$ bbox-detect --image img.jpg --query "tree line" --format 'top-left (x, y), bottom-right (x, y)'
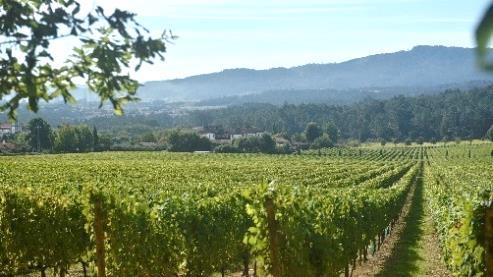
top-left (21, 118), bottom-right (110, 153)
top-left (184, 86), bottom-right (493, 143)
top-left (4, 86), bottom-right (493, 154)
top-left (13, 121), bottom-right (285, 154)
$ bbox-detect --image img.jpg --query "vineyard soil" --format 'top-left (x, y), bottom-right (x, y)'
top-left (374, 176), bottom-right (448, 276)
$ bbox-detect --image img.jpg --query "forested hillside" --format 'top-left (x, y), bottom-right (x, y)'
top-left (197, 81), bottom-right (491, 106)
top-left (133, 46), bottom-right (493, 102)
top-left (184, 86), bottom-right (493, 142)
top-left (18, 85), bottom-right (493, 144)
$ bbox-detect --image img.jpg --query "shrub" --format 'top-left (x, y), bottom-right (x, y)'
top-left (310, 134), bottom-right (334, 149)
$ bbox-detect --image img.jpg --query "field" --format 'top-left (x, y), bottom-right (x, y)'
top-left (0, 143), bottom-right (492, 276)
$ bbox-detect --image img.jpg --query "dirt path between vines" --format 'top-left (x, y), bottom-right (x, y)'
top-left (351, 173), bottom-right (449, 276)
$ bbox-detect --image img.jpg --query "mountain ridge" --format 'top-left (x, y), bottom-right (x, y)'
top-left (74, 45), bottom-right (493, 103)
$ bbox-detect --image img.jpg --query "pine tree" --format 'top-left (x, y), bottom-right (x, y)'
top-left (93, 126), bottom-right (99, 151)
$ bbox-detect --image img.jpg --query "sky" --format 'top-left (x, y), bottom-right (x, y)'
top-left (72, 0), bottom-right (492, 81)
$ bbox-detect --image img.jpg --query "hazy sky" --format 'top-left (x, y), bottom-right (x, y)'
top-left (76, 0), bottom-right (491, 81)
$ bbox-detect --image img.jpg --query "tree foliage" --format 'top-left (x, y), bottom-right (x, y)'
top-left (304, 122), bottom-right (322, 143)
top-left (310, 134), bottom-right (334, 149)
top-left (476, 4), bottom-right (493, 70)
top-left (185, 87), bottom-right (493, 143)
top-left (26, 117), bottom-right (53, 151)
top-left (166, 130), bottom-right (212, 152)
top-left (324, 122), bottom-right (339, 143)
top-left (140, 131), bottom-right (157, 143)
top-left (54, 124), bottom-right (94, 152)
top-left (233, 133), bottom-right (276, 154)
top-left (92, 126), bottom-right (99, 150)
top-left (0, 0), bottom-right (171, 119)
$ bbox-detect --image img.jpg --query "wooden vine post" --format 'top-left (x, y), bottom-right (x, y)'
top-left (264, 194), bottom-right (283, 277)
top-left (94, 196), bottom-right (106, 277)
top-left (485, 206), bottom-right (493, 276)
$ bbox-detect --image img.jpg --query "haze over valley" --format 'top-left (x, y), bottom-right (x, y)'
top-left (70, 45), bottom-right (493, 106)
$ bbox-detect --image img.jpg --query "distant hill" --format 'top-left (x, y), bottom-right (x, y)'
top-left (76, 45), bottom-right (493, 103)
top-left (197, 81), bottom-right (493, 106)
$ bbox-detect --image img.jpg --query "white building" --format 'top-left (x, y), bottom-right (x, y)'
top-left (200, 132), bottom-right (216, 140)
top-left (0, 123), bottom-right (19, 136)
top-left (231, 132), bottom-right (265, 140)
top-left (245, 132), bottom-right (264, 137)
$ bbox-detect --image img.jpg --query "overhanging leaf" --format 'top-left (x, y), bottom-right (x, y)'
top-left (476, 4), bottom-right (493, 70)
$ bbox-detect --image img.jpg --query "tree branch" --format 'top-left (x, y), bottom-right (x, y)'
top-left (0, 33), bottom-right (74, 46)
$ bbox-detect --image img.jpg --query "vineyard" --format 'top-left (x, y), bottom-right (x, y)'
top-left (0, 143), bottom-right (492, 276)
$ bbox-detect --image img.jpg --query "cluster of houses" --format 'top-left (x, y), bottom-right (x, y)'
top-left (0, 122), bottom-right (21, 136)
top-left (0, 122), bottom-right (21, 152)
top-left (194, 126), bottom-right (265, 143)
top-left (194, 126), bottom-right (296, 149)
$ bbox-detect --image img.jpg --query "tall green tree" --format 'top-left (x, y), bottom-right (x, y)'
top-left (167, 130), bottom-right (212, 152)
top-left (54, 125), bottom-right (78, 152)
top-left (311, 134), bottom-right (334, 149)
top-left (233, 134), bottom-right (276, 154)
top-left (0, 0), bottom-right (171, 119)
top-left (98, 133), bottom-right (112, 151)
top-left (26, 118), bottom-right (53, 151)
top-left (54, 124), bottom-right (94, 152)
top-left (76, 125), bottom-right (94, 152)
top-left (92, 126), bottom-right (99, 150)
top-left (324, 122), bottom-right (339, 143)
top-left (305, 122), bottom-right (322, 143)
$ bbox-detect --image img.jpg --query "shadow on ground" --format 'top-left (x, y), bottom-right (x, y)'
top-left (376, 177), bottom-right (425, 277)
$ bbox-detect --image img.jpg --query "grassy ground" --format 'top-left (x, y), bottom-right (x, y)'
top-left (375, 176), bottom-right (448, 277)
